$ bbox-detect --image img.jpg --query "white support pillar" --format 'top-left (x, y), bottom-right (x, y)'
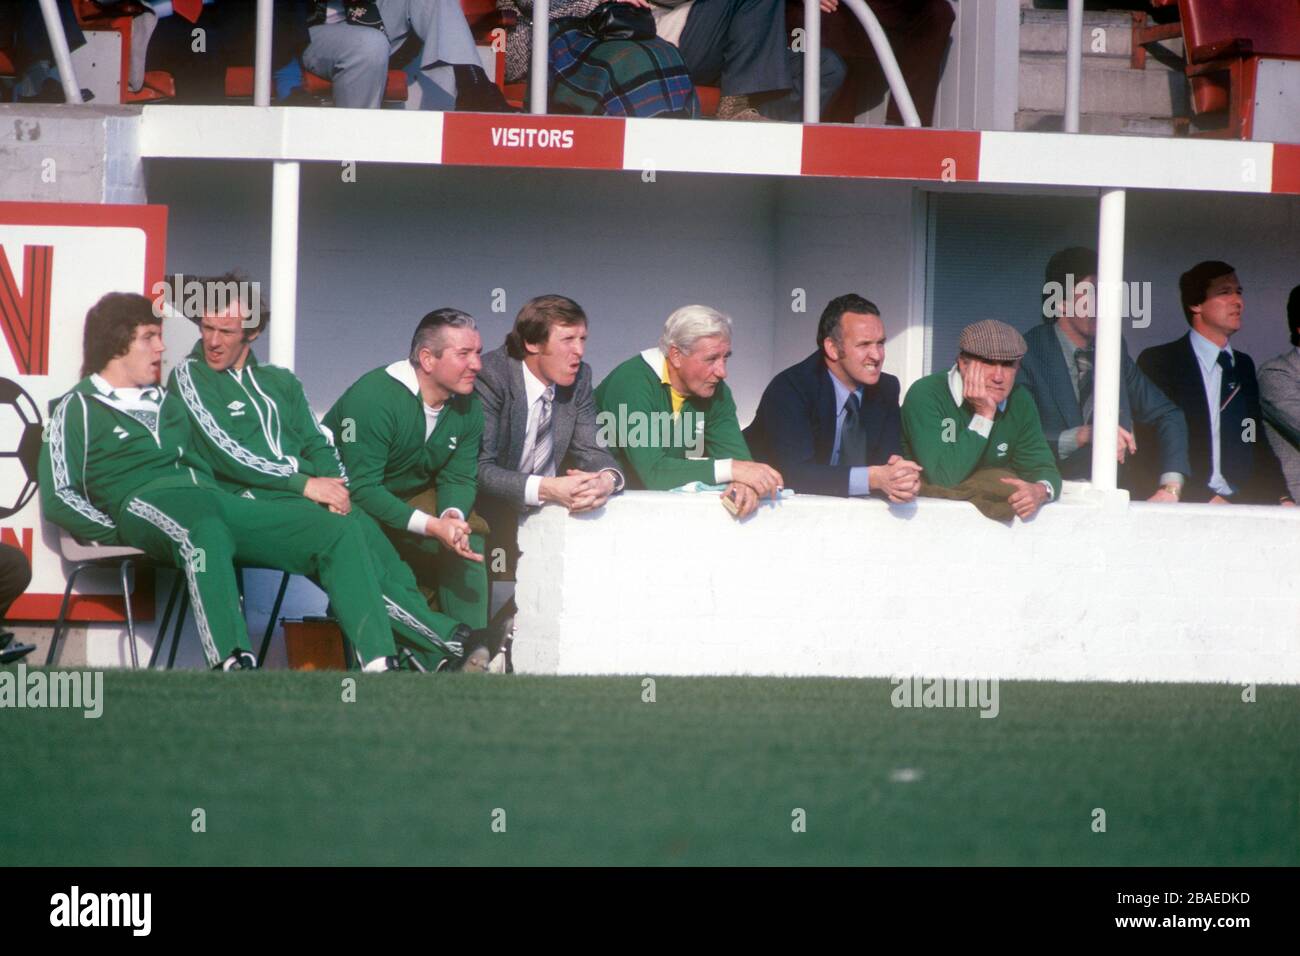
top-left (254, 0), bottom-right (274, 107)
top-left (37, 0), bottom-right (83, 104)
top-left (1064, 0), bottom-right (1083, 132)
top-left (1090, 188), bottom-right (1126, 491)
top-left (803, 2), bottom-right (821, 124)
top-left (269, 162), bottom-right (301, 370)
top-left (530, 0), bottom-right (550, 114)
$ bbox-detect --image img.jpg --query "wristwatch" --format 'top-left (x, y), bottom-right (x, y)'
top-left (1161, 483), bottom-right (1182, 501)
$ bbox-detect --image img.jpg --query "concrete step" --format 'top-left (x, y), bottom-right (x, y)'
top-left (1014, 109), bottom-right (1181, 136)
top-left (1020, 8), bottom-right (1136, 58)
top-left (1018, 51), bottom-right (1188, 116)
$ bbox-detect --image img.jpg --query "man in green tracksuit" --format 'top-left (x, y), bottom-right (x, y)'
top-left (323, 308), bottom-right (490, 645)
top-left (165, 284), bottom-right (472, 669)
top-left (901, 319), bottom-right (1061, 521)
top-left (593, 305), bottom-right (783, 519)
top-left (40, 292), bottom-right (421, 671)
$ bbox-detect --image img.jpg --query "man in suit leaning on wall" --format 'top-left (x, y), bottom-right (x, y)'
top-left (474, 294), bottom-right (625, 669)
top-left (1137, 261), bottom-right (1294, 506)
top-left (1258, 284), bottom-right (1300, 503)
top-left (1018, 247), bottom-right (1189, 501)
top-left (743, 293), bottom-right (920, 501)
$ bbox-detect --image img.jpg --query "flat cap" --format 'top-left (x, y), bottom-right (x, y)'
top-left (958, 320), bottom-right (1027, 362)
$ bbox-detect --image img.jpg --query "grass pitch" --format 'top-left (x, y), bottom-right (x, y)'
top-left (3, 671), bottom-right (1297, 866)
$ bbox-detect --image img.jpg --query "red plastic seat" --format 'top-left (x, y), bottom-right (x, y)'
top-left (0, 49), bottom-right (15, 78)
top-left (223, 65), bottom-right (409, 103)
top-left (71, 0), bottom-right (174, 102)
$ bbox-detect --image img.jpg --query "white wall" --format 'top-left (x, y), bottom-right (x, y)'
top-left (515, 489), bottom-right (1300, 683)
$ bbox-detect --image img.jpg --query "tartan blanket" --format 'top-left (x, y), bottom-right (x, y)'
top-left (547, 28), bottom-right (699, 119)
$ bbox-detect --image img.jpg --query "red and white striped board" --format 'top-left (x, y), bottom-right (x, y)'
top-left (141, 106), bottom-right (1300, 195)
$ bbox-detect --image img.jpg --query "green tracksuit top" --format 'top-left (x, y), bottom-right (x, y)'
top-left (901, 368), bottom-right (1062, 497)
top-left (167, 342), bottom-right (345, 497)
top-left (39, 377), bottom-right (214, 545)
top-left (593, 347), bottom-right (752, 491)
top-left (322, 361), bottom-right (483, 532)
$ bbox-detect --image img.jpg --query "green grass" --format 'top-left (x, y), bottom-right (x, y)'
top-left (2, 671), bottom-right (1297, 865)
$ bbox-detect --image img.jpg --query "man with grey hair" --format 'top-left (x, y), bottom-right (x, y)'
top-left (594, 305), bottom-right (783, 518)
top-left (324, 308), bottom-right (493, 669)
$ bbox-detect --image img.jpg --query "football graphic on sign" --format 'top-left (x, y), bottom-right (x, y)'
top-left (0, 377), bottom-right (41, 520)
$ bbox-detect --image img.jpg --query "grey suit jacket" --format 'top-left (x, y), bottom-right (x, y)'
top-left (474, 345), bottom-right (622, 511)
top-left (1258, 348), bottom-right (1300, 501)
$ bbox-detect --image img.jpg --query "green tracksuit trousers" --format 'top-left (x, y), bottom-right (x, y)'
top-left (246, 492), bottom-right (466, 668)
top-left (116, 486), bottom-right (405, 668)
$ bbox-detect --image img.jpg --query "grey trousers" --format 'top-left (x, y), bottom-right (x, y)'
top-left (301, 0), bottom-right (481, 109)
top-left (677, 0), bottom-right (792, 98)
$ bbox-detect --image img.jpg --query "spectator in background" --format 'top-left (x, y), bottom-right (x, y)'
top-left (1256, 284), bottom-right (1300, 502)
top-left (134, 1), bottom-right (309, 104)
top-left (3, 0), bottom-right (87, 103)
top-left (0, 544), bottom-right (34, 665)
top-left (1018, 246), bottom-right (1189, 501)
top-left (815, 0), bottom-right (953, 126)
top-left (594, 305), bottom-right (784, 518)
top-left (1137, 262), bottom-right (1294, 506)
top-left (901, 320), bottom-right (1060, 522)
top-left (499, 0), bottom-right (845, 121)
top-left (744, 293), bottom-right (920, 501)
top-left (303, 0), bottom-right (507, 110)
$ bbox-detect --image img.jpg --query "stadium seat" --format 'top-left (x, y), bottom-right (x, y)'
top-left (1137, 0), bottom-right (1300, 139)
top-left (47, 531), bottom-right (185, 670)
top-left (223, 65), bottom-right (409, 104)
top-left (0, 49), bottom-right (15, 79)
top-left (153, 565), bottom-right (294, 669)
top-left (71, 0), bottom-right (176, 103)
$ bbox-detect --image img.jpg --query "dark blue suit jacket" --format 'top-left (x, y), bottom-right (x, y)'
top-left (1137, 333), bottom-right (1289, 504)
top-left (743, 351), bottom-right (903, 497)
top-left (1018, 322), bottom-right (1189, 483)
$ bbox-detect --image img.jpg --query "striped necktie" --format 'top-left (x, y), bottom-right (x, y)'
top-left (529, 388), bottom-right (555, 476)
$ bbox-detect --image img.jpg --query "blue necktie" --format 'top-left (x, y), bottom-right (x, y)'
top-left (839, 392), bottom-right (868, 467)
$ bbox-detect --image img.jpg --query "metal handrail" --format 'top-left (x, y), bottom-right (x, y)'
top-left (1065, 0), bottom-right (1083, 132)
top-left (806, 0), bottom-right (921, 127)
top-left (37, 0), bottom-right (84, 104)
top-left (531, 0), bottom-right (550, 114)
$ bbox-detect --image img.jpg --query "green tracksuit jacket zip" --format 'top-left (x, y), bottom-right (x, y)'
top-left (168, 342), bottom-right (345, 497)
top-left (39, 377), bottom-right (212, 544)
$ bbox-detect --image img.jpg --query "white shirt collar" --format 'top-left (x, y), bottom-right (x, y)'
top-left (385, 359), bottom-right (445, 413)
top-left (90, 374), bottom-right (160, 403)
top-left (521, 359), bottom-right (553, 406)
top-left (1189, 329), bottom-right (1233, 372)
top-left (947, 364), bottom-right (1007, 413)
top-left (640, 347), bottom-right (665, 375)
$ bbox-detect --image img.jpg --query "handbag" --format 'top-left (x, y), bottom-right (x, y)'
top-left (581, 2), bottom-right (657, 41)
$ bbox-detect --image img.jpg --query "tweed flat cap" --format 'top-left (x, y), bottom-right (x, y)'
top-left (958, 320), bottom-right (1027, 362)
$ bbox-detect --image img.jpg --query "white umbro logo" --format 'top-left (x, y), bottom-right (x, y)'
top-left (227, 400), bottom-right (245, 417)
top-left (112, 426), bottom-right (130, 440)
top-left (448, 436), bottom-right (458, 450)
top-left (996, 442), bottom-right (1009, 456)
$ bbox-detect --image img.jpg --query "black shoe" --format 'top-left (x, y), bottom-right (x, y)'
top-left (215, 649), bottom-right (257, 671)
top-left (0, 642), bottom-right (36, 665)
top-left (453, 64), bottom-right (516, 113)
top-left (0, 630), bottom-right (14, 651)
